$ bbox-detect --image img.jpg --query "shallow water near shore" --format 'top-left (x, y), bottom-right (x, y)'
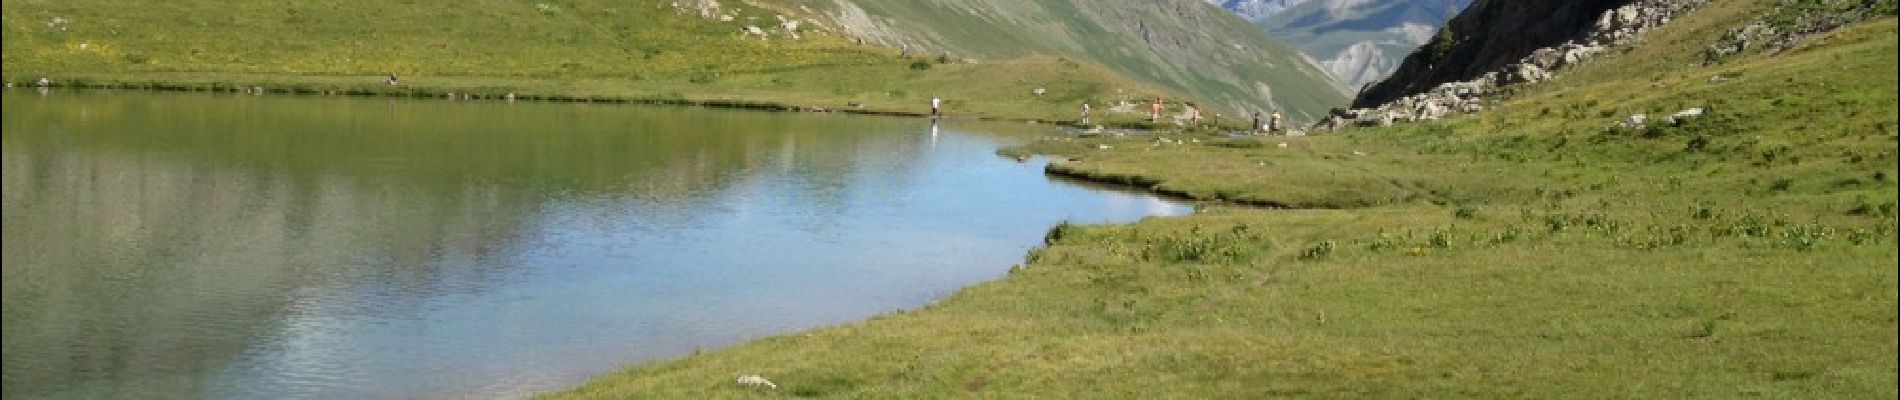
top-left (0, 91), bottom-right (1190, 399)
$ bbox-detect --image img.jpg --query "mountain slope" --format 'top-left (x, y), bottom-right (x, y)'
top-left (0, 0), bottom-right (1347, 124)
top-left (1206, 0), bottom-right (1471, 91)
top-left (1206, 0), bottom-right (1312, 22)
top-left (785, 0), bottom-right (1349, 121)
top-left (1260, 0), bottom-right (1471, 91)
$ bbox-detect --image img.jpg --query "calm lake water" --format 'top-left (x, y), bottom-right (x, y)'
top-left (0, 91), bottom-right (1190, 399)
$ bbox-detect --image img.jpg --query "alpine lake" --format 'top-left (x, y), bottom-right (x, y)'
top-left (0, 91), bottom-right (1191, 399)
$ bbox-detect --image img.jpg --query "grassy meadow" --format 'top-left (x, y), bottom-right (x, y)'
top-left (5, 0), bottom-right (1892, 398)
top-left (0, 0), bottom-right (1204, 123)
top-left (550, 1), bottom-right (1896, 398)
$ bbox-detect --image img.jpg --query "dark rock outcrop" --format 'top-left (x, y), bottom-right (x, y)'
top-left (1352, 0), bottom-right (1634, 109)
top-left (1317, 0), bottom-right (1708, 130)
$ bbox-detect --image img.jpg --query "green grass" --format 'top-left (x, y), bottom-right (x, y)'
top-left (1, 1), bottom-right (870, 77)
top-left (548, 2), bottom-right (1896, 398)
top-left (0, 1), bottom-right (1204, 123)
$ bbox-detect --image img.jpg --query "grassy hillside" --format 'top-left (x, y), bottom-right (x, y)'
top-left (1, 1), bottom-right (875, 78)
top-left (784, 0), bottom-right (1350, 122)
top-left (549, 0), bottom-right (1896, 397)
top-left (0, 0), bottom-right (1212, 124)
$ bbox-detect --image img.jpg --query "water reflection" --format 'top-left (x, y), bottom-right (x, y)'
top-left (1, 92), bottom-right (1190, 399)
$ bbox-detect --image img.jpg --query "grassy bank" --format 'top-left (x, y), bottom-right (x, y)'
top-left (549, 2), bottom-right (1896, 398)
top-left (5, 56), bottom-right (1188, 125)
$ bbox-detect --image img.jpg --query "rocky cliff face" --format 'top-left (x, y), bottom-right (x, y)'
top-left (1320, 0), bottom-right (1711, 129)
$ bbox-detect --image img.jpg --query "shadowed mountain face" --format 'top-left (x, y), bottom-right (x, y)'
top-left (1207, 0), bottom-right (1472, 90)
top-left (789, 0), bottom-right (1349, 121)
top-left (1351, 0), bottom-right (1632, 108)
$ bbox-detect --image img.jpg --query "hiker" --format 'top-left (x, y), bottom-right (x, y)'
top-left (1187, 103), bottom-right (1202, 127)
top-left (1252, 111), bottom-right (1262, 134)
top-left (931, 96), bottom-right (941, 117)
top-left (1081, 102), bottom-right (1092, 125)
top-left (1270, 109), bottom-right (1284, 133)
top-left (386, 73), bottom-right (399, 86)
top-left (1151, 97), bottom-right (1164, 122)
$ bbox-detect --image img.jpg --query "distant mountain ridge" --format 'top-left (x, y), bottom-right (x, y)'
top-left (786, 0), bottom-right (1349, 121)
top-left (1207, 0), bottom-right (1471, 91)
top-left (1206, 0), bottom-right (1312, 22)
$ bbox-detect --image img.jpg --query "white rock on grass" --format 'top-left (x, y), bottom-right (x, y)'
top-left (1668, 107), bottom-right (1706, 125)
top-left (1622, 113), bottom-right (1648, 129)
top-left (737, 374), bottom-right (777, 389)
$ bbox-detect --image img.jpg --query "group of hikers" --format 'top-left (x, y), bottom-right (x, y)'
top-left (1254, 108), bottom-right (1285, 133)
top-left (1076, 97), bottom-right (1285, 133)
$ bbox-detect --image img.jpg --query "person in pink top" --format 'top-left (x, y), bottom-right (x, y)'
top-left (1151, 97), bottom-right (1164, 122)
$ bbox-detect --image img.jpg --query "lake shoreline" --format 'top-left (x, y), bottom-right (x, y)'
top-left (1042, 159), bottom-right (1293, 209)
top-left (8, 77), bottom-right (933, 117)
top-left (545, 14), bottom-right (1899, 399)
top-left (1, 73), bottom-right (1188, 132)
